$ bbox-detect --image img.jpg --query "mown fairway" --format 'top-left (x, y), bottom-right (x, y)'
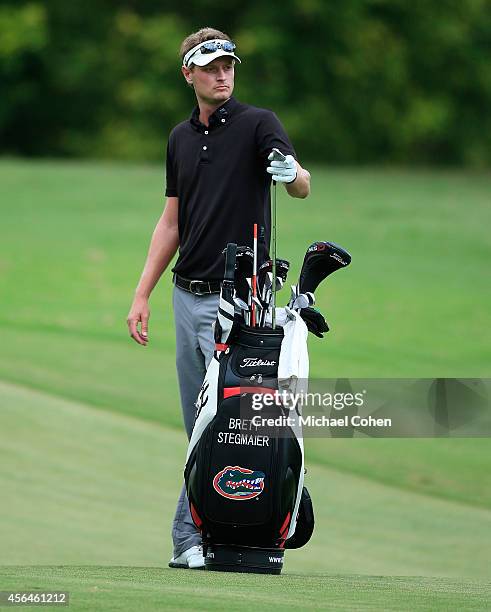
top-left (0, 159), bottom-right (490, 610)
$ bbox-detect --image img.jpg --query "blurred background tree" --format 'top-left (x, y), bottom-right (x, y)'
top-left (1, 0), bottom-right (490, 165)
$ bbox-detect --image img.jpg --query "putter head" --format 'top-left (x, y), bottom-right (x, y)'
top-left (298, 241), bottom-right (351, 294)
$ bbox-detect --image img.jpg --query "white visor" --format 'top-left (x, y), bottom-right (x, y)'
top-left (183, 39), bottom-right (241, 68)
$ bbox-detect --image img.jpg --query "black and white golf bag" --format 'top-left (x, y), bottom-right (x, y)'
top-left (184, 244), bottom-right (314, 574)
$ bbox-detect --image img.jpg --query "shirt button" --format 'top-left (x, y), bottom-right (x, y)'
top-left (202, 146), bottom-right (207, 150)
top-left (204, 130), bottom-right (209, 134)
top-left (221, 118), bottom-right (226, 123)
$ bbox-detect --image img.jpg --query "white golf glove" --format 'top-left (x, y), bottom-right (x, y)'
top-left (267, 152), bottom-right (297, 183)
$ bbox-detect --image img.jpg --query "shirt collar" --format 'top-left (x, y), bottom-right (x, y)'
top-left (190, 97), bottom-right (239, 131)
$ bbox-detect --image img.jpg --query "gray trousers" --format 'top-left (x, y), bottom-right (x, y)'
top-left (171, 285), bottom-right (219, 557)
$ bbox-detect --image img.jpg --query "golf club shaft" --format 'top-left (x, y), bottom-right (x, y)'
top-left (272, 181), bottom-right (277, 328)
top-left (252, 223), bottom-right (258, 327)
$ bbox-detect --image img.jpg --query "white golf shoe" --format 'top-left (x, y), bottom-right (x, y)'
top-left (168, 545), bottom-right (205, 570)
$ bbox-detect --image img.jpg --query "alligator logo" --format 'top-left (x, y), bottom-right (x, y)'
top-left (213, 466), bottom-right (265, 500)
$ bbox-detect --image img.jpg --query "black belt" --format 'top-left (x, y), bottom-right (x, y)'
top-left (174, 274), bottom-right (221, 295)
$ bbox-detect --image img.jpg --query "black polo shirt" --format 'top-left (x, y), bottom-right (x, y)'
top-left (165, 96), bottom-right (296, 280)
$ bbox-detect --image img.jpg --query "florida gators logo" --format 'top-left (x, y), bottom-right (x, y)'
top-left (213, 466), bottom-right (265, 500)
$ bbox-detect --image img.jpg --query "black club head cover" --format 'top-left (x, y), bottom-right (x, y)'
top-left (276, 258), bottom-right (290, 283)
top-left (298, 242), bottom-right (351, 294)
top-left (222, 245), bottom-right (254, 303)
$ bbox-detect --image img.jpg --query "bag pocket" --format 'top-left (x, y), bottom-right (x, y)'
top-left (284, 487), bottom-right (315, 549)
top-left (199, 396), bottom-right (277, 526)
top-left (229, 345), bottom-right (280, 380)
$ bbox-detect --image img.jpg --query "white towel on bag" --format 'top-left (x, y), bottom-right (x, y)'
top-left (278, 307), bottom-right (309, 395)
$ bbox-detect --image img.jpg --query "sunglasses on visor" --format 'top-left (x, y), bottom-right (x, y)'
top-left (185, 41), bottom-right (236, 66)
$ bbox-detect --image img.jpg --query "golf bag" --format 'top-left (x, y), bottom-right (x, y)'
top-left (184, 244), bottom-right (314, 574)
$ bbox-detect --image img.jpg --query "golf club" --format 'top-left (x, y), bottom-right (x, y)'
top-left (270, 147), bottom-right (286, 328)
top-left (291, 292), bottom-right (315, 311)
top-left (252, 223), bottom-right (258, 327)
top-left (233, 294), bottom-right (250, 322)
top-left (222, 245), bottom-right (254, 305)
top-left (257, 258), bottom-right (290, 326)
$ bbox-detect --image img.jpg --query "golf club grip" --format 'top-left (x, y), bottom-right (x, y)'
top-left (224, 243), bottom-right (237, 282)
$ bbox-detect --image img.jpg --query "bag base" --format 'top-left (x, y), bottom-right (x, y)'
top-left (204, 543), bottom-right (285, 575)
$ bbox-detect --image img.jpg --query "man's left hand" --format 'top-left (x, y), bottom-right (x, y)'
top-left (267, 153), bottom-right (297, 183)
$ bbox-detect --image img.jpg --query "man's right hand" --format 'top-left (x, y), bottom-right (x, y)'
top-left (127, 296), bottom-right (150, 346)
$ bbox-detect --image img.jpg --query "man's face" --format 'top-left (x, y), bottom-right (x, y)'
top-left (183, 57), bottom-right (235, 104)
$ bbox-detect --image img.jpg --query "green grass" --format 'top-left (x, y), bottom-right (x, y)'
top-left (1, 381), bottom-right (490, 610)
top-left (1, 567), bottom-right (489, 611)
top-left (1, 159), bottom-right (490, 381)
top-left (0, 159), bottom-right (490, 609)
top-left (2, 381), bottom-right (490, 578)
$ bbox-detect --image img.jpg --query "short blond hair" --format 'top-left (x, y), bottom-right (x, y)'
top-left (180, 27), bottom-right (233, 63)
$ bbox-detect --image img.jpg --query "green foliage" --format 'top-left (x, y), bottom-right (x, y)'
top-left (1, 0), bottom-right (491, 164)
top-left (0, 3), bottom-right (48, 144)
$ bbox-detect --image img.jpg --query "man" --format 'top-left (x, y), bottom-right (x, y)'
top-left (127, 27), bottom-right (311, 569)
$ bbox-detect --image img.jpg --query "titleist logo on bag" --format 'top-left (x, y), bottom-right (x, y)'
top-left (239, 358), bottom-right (277, 368)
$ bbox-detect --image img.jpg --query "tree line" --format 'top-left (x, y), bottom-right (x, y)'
top-left (1, 0), bottom-right (490, 166)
